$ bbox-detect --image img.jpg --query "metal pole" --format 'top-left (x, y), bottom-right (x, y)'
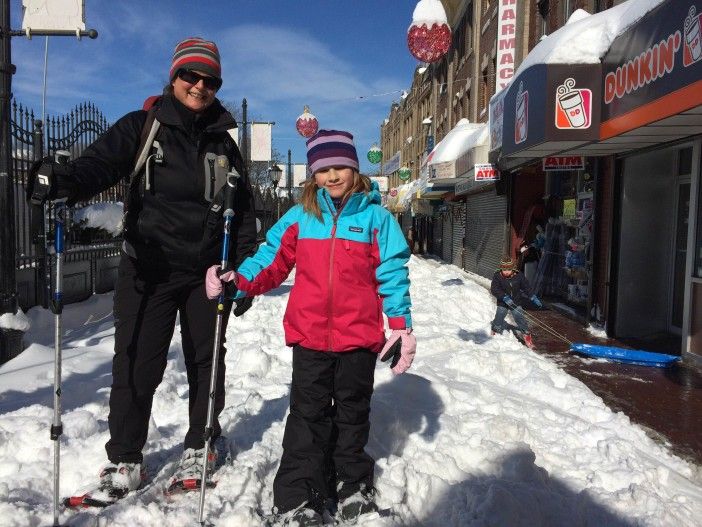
top-left (0, 0), bottom-right (20, 354)
top-left (287, 149), bottom-right (292, 199)
top-left (241, 98), bottom-right (249, 176)
top-left (198, 172), bottom-right (238, 525)
top-left (50, 198), bottom-right (67, 527)
top-left (42, 36), bottom-right (48, 125)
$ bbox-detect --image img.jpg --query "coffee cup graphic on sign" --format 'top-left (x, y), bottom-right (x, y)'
top-left (686, 6), bottom-right (702, 62)
top-left (557, 78), bottom-right (587, 129)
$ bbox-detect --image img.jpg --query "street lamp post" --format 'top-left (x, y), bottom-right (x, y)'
top-left (268, 164), bottom-right (282, 220)
top-left (287, 149), bottom-right (292, 198)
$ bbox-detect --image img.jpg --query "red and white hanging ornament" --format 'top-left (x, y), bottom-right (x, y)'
top-left (407, 0), bottom-right (451, 63)
top-left (295, 106), bottom-right (319, 138)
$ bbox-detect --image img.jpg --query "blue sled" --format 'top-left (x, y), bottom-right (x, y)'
top-left (570, 343), bottom-right (681, 367)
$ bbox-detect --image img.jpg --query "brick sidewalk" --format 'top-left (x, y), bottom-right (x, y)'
top-left (525, 308), bottom-right (702, 466)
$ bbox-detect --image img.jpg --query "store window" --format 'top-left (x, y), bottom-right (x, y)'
top-left (527, 168), bottom-right (594, 312)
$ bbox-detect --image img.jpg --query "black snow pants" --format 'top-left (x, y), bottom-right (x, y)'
top-left (273, 345), bottom-right (377, 513)
top-left (105, 254), bottom-right (231, 464)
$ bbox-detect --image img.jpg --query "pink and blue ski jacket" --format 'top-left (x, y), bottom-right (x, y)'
top-left (234, 182), bottom-right (412, 353)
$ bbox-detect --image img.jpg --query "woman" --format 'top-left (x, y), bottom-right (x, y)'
top-left (27, 37), bottom-right (257, 505)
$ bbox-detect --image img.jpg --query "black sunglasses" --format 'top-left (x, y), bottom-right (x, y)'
top-left (176, 69), bottom-right (222, 90)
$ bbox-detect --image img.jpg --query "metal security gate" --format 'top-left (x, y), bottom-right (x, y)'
top-left (432, 214), bottom-right (443, 257)
top-left (464, 190), bottom-right (507, 279)
top-left (441, 212), bottom-right (452, 263)
top-left (401, 212), bottom-right (413, 234)
top-left (451, 202), bottom-right (466, 268)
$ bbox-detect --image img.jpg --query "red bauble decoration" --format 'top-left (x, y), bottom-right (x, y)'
top-left (407, 0), bottom-right (452, 63)
top-left (296, 106), bottom-right (319, 138)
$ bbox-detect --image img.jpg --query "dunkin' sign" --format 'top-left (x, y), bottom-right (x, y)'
top-left (604, 3), bottom-right (701, 105)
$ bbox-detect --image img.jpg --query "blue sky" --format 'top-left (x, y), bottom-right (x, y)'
top-left (11, 0), bottom-right (420, 173)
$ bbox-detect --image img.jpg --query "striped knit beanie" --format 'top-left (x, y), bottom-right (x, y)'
top-left (169, 37), bottom-right (222, 81)
top-left (499, 256), bottom-right (515, 271)
top-left (306, 130), bottom-right (359, 175)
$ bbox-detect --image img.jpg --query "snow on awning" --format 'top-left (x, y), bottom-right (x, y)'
top-left (427, 119), bottom-right (487, 167)
top-left (515, 1), bottom-right (666, 75)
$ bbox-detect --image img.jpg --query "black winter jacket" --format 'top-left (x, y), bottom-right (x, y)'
top-left (490, 270), bottom-right (534, 308)
top-left (56, 93), bottom-right (257, 273)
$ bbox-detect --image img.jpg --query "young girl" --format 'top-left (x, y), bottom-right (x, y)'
top-left (206, 129), bottom-right (416, 525)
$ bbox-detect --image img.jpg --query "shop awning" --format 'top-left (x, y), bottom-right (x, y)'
top-left (421, 177), bottom-right (467, 199)
top-left (428, 119), bottom-right (485, 167)
top-left (489, 0), bottom-right (702, 166)
top-left (420, 121), bottom-right (488, 197)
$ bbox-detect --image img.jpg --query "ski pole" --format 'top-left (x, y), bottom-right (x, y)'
top-left (198, 171), bottom-right (239, 525)
top-left (50, 197), bottom-right (68, 527)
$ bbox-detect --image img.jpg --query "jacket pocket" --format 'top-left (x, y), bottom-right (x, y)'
top-left (203, 153), bottom-right (230, 202)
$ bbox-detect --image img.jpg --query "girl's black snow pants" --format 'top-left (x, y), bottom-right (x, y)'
top-left (273, 345), bottom-right (377, 513)
top-left (105, 254), bottom-right (231, 464)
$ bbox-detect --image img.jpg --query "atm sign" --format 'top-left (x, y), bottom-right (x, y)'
top-left (542, 156), bottom-right (585, 171)
top-left (475, 163), bottom-right (500, 181)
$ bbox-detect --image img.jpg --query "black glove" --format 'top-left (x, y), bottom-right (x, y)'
top-left (27, 157), bottom-right (56, 205)
top-left (26, 155), bottom-right (76, 205)
top-left (233, 296), bottom-right (253, 317)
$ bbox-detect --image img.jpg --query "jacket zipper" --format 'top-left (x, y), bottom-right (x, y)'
top-left (326, 196), bottom-right (345, 351)
top-left (208, 157), bottom-right (216, 200)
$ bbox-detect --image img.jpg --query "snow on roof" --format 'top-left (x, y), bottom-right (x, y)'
top-left (428, 118), bottom-right (488, 165)
top-left (514, 0), bottom-right (666, 78)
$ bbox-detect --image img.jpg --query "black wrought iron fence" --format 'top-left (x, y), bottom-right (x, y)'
top-left (11, 100), bottom-right (122, 309)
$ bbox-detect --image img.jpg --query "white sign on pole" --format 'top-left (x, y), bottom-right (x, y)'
top-left (250, 123), bottom-right (272, 162)
top-left (22, 0), bottom-right (85, 31)
top-left (278, 164), bottom-right (308, 188)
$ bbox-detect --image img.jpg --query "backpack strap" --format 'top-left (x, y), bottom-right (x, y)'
top-left (129, 107), bottom-right (160, 182)
top-left (123, 102), bottom-right (161, 236)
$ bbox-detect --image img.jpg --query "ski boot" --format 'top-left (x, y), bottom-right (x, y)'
top-left (64, 462), bottom-right (145, 508)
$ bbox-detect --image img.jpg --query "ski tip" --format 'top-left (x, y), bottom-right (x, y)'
top-left (164, 478), bottom-right (217, 497)
top-left (63, 495), bottom-right (88, 508)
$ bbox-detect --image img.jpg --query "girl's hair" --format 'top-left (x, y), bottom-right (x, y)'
top-left (300, 170), bottom-right (372, 220)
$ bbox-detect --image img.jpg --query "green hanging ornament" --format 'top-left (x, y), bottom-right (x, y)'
top-left (398, 166), bottom-right (411, 181)
top-left (367, 144), bottom-right (382, 164)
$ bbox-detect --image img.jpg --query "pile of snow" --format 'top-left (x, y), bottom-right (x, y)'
top-left (0, 257), bottom-right (700, 526)
top-left (72, 202), bottom-right (124, 236)
top-left (515, 0), bottom-right (666, 76)
top-left (0, 310), bottom-right (30, 332)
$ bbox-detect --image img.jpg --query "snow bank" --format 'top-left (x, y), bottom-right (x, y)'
top-left (72, 202), bottom-right (124, 236)
top-left (0, 257), bottom-right (700, 526)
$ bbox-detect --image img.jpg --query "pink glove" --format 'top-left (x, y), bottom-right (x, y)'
top-left (205, 265), bottom-right (236, 299)
top-left (379, 328), bottom-right (416, 375)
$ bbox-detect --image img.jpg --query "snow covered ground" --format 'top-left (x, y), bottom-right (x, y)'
top-left (1, 256), bottom-right (701, 526)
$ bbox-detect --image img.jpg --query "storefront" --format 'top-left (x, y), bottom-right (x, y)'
top-left (490, 61), bottom-right (602, 317)
top-left (455, 154), bottom-right (508, 279)
top-left (597, 0), bottom-right (702, 360)
top-left (491, 0), bottom-right (702, 361)
top-left (419, 121), bottom-right (494, 269)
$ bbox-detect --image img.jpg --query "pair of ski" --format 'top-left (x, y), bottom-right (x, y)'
top-left (64, 438), bottom-right (232, 509)
top-left (63, 472), bottom-right (215, 510)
